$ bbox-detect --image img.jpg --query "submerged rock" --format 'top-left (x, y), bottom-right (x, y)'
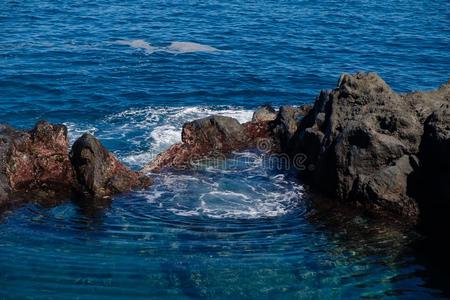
top-left (71, 133), bottom-right (152, 199)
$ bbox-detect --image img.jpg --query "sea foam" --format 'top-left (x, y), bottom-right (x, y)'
top-left (148, 164), bottom-right (304, 219)
top-left (166, 42), bottom-right (219, 53)
top-left (64, 106), bottom-right (303, 220)
top-left (115, 39), bottom-right (219, 54)
top-left (115, 39), bottom-right (158, 53)
top-left (66, 106), bottom-right (254, 169)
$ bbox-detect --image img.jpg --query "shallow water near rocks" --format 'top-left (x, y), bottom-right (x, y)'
top-left (1, 0), bottom-right (450, 298)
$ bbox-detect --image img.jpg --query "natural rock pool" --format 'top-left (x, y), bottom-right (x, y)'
top-left (0, 106), bottom-right (448, 298)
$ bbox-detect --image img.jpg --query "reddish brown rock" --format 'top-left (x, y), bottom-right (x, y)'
top-left (144, 114), bottom-right (285, 172)
top-left (29, 121), bottom-right (74, 188)
top-left (143, 105), bottom-right (315, 172)
top-left (71, 133), bottom-right (152, 199)
top-left (0, 121), bottom-right (75, 207)
top-left (142, 143), bottom-right (194, 172)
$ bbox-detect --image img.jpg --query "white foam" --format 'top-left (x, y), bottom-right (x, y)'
top-left (166, 42), bottom-right (218, 53)
top-left (201, 191), bottom-right (251, 201)
top-left (122, 152), bottom-right (155, 167)
top-left (102, 106), bottom-right (254, 162)
top-left (115, 39), bottom-right (219, 54)
top-left (64, 107), bottom-right (254, 169)
top-left (149, 124), bottom-right (180, 149)
top-left (141, 155), bottom-right (304, 220)
top-left (63, 122), bottom-right (98, 144)
top-left (115, 39), bottom-right (157, 53)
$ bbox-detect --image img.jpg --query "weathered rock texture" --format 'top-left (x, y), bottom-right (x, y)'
top-left (272, 105), bottom-right (312, 152)
top-left (71, 133), bottom-right (152, 199)
top-left (144, 115), bottom-right (273, 172)
top-left (291, 72), bottom-right (450, 219)
top-left (3, 73), bottom-right (449, 222)
top-left (143, 106), bottom-right (312, 173)
top-left (252, 105), bottom-right (277, 122)
top-left (0, 121), bottom-right (74, 207)
top-left (0, 122), bottom-right (151, 208)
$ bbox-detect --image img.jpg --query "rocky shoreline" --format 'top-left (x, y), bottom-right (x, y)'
top-left (0, 123), bottom-right (151, 209)
top-left (142, 72), bottom-right (450, 225)
top-left (1, 72), bottom-right (449, 227)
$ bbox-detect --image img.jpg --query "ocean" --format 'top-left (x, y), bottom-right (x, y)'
top-left (0, 0), bottom-right (449, 298)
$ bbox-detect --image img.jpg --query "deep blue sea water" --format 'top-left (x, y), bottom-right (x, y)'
top-left (1, 0), bottom-right (450, 299)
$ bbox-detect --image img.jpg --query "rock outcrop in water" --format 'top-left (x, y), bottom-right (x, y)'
top-left (290, 73), bottom-right (449, 220)
top-left (143, 108), bottom-right (312, 172)
top-left (143, 115), bottom-right (276, 172)
top-left (0, 123), bottom-right (151, 208)
top-left (143, 72), bottom-right (450, 222)
top-left (2, 72), bottom-right (449, 223)
top-left (71, 133), bottom-right (152, 199)
top-left (252, 105), bottom-right (277, 122)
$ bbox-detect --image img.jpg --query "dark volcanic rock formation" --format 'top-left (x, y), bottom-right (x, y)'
top-left (0, 121), bottom-right (74, 207)
top-left (272, 105), bottom-right (312, 151)
top-left (291, 73), bottom-right (450, 219)
top-left (182, 115), bottom-right (248, 152)
top-left (71, 133), bottom-right (152, 199)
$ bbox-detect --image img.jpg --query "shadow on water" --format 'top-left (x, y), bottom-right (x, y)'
top-left (304, 191), bottom-right (450, 298)
top-left (0, 190), bottom-right (111, 230)
top-left (412, 204), bottom-right (450, 297)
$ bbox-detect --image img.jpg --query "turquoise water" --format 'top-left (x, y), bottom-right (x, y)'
top-left (1, 0), bottom-right (450, 299)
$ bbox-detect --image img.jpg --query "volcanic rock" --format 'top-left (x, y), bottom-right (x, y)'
top-left (0, 121), bottom-right (74, 208)
top-left (272, 105), bottom-right (312, 151)
top-left (71, 133), bottom-right (151, 199)
top-left (144, 114), bottom-right (279, 172)
top-left (291, 73), bottom-right (430, 218)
